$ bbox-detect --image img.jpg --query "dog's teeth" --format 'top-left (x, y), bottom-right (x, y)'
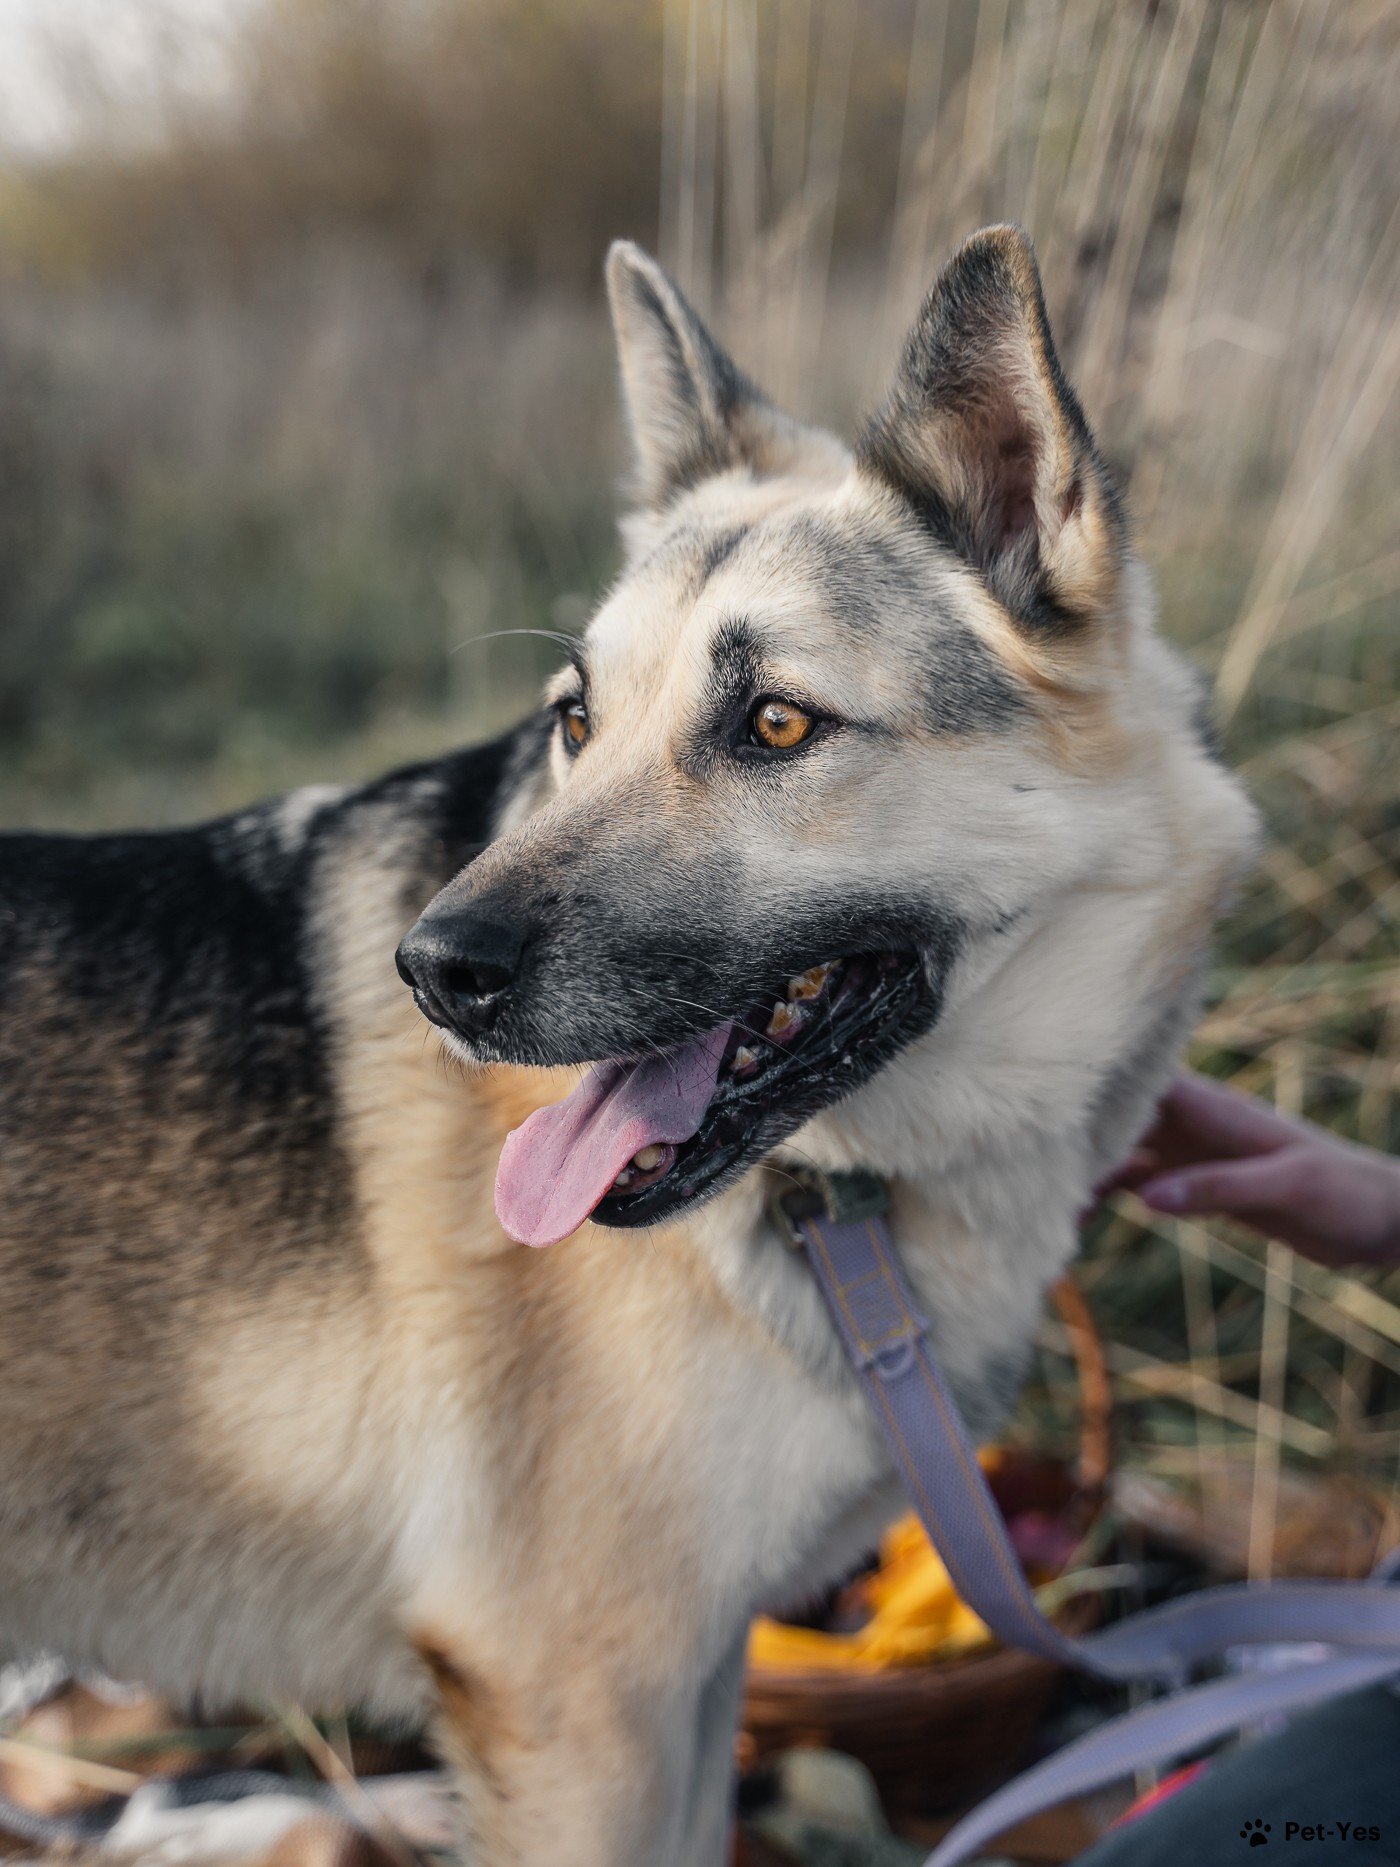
top-left (731, 1044), bottom-right (758, 1077)
top-left (786, 965), bottom-right (830, 1002)
top-left (766, 999), bottom-right (803, 1038)
top-left (618, 1142), bottom-right (675, 1186)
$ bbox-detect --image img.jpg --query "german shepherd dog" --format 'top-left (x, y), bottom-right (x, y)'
top-left (0, 227), bottom-right (1255, 1863)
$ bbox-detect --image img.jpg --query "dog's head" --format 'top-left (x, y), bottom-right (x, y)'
top-left (398, 225), bottom-right (1232, 1246)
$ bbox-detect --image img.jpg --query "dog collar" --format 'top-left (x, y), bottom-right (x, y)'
top-left (768, 1164), bottom-right (890, 1247)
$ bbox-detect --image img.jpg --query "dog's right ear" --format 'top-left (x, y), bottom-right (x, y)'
top-left (606, 242), bottom-right (821, 512)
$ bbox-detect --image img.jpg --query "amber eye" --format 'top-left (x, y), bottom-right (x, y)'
top-left (750, 698), bottom-right (815, 751)
top-left (560, 700), bottom-right (589, 752)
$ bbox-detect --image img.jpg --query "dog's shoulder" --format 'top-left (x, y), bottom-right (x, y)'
top-left (0, 718), bottom-right (545, 1285)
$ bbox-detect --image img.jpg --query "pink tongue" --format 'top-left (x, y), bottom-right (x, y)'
top-left (494, 1024), bottom-right (732, 1247)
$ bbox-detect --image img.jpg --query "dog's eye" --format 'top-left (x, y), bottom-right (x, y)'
top-left (749, 698), bottom-right (815, 752)
top-left (558, 700), bottom-right (589, 753)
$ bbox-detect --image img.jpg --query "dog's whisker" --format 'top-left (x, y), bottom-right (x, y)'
top-left (653, 992), bottom-right (769, 1049)
top-left (648, 950), bottom-right (730, 979)
top-left (447, 626), bottom-right (580, 658)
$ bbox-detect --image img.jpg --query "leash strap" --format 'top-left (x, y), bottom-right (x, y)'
top-left (797, 1188), bottom-right (1108, 1675)
top-left (922, 1647), bottom-right (1400, 1867)
top-left (781, 1172), bottom-right (1400, 1866)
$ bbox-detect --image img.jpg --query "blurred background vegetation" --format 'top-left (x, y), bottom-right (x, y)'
top-left (1, 0), bottom-right (1399, 1541)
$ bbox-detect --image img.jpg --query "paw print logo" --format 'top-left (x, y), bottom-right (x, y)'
top-left (1241, 1818), bottom-right (1271, 1848)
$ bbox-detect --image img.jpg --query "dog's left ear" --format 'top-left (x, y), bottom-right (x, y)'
top-left (606, 242), bottom-right (827, 512)
top-left (857, 225), bottom-right (1124, 634)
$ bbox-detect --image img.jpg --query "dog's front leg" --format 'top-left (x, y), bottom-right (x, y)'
top-left (420, 1630), bottom-right (746, 1867)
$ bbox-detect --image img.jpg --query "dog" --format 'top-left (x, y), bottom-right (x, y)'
top-left (0, 225), bottom-right (1256, 1864)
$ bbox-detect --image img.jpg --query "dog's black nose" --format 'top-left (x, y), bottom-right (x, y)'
top-left (395, 909), bottom-right (526, 1038)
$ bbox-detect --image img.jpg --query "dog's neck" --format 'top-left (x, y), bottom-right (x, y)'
top-left (690, 863), bottom-right (1211, 1444)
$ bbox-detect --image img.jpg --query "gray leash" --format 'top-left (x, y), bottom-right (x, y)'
top-left (778, 1168), bottom-right (1400, 1867)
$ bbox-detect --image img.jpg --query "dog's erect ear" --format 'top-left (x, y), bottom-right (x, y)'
top-left (606, 241), bottom-right (823, 511)
top-left (857, 225), bottom-right (1124, 633)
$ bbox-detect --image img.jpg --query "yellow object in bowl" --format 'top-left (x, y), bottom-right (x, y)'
top-left (747, 1512), bottom-right (995, 1675)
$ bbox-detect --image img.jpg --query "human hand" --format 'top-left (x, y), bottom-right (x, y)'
top-left (1106, 1071), bottom-right (1400, 1266)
